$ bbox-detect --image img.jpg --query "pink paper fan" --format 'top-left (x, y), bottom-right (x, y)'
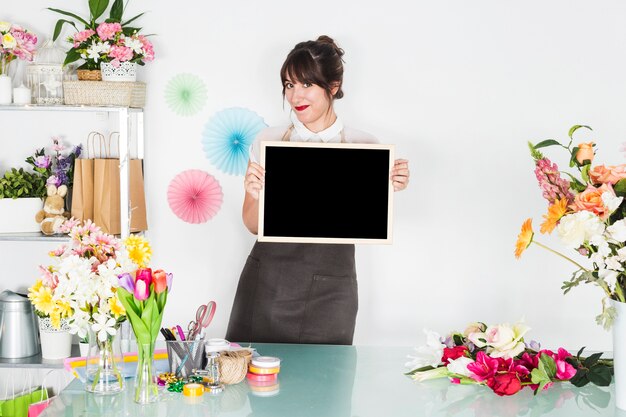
top-left (167, 170), bottom-right (223, 224)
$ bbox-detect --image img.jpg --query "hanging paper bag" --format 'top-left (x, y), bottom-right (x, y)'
top-left (93, 133), bottom-right (147, 235)
top-left (70, 132), bottom-right (102, 222)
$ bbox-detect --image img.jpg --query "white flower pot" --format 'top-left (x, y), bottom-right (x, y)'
top-left (100, 62), bottom-right (137, 82)
top-left (613, 299), bottom-right (626, 409)
top-left (0, 197), bottom-right (42, 233)
top-left (39, 317), bottom-right (72, 360)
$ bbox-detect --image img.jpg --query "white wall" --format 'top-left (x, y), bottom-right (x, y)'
top-left (2, 0), bottom-right (626, 352)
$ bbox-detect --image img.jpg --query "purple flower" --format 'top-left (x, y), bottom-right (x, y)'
top-left (34, 155), bottom-right (51, 168)
top-left (166, 272), bottom-right (173, 293)
top-left (46, 175), bottom-right (61, 187)
top-left (118, 273), bottom-right (135, 293)
top-left (74, 144), bottom-right (82, 158)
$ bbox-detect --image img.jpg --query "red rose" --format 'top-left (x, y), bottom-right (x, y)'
top-left (490, 372), bottom-right (522, 396)
top-left (441, 346), bottom-right (469, 365)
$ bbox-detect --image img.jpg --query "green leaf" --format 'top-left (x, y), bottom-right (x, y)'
top-left (614, 179), bottom-right (626, 196)
top-left (116, 289), bottom-right (150, 343)
top-left (47, 8), bottom-right (90, 27)
top-left (140, 291), bottom-right (155, 342)
top-left (568, 125), bottom-right (593, 139)
top-left (583, 352), bottom-right (603, 368)
top-left (533, 139), bottom-right (561, 149)
top-left (569, 146), bottom-right (580, 168)
top-left (122, 26), bottom-right (141, 36)
top-left (122, 13), bottom-right (145, 26)
top-left (569, 369), bottom-right (590, 387)
top-left (89, 0), bottom-right (109, 21)
top-left (561, 172), bottom-right (587, 193)
top-left (53, 19), bottom-right (77, 41)
top-left (588, 366), bottom-right (612, 386)
top-left (63, 49), bottom-right (82, 67)
top-left (109, 0), bottom-right (124, 21)
top-left (581, 164), bottom-right (591, 184)
top-left (539, 353), bottom-right (557, 378)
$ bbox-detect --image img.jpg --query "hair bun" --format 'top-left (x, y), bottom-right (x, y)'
top-left (316, 35), bottom-right (344, 57)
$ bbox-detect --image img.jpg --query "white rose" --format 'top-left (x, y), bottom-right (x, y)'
top-left (484, 322), bottom-right (530, 359)
top-left (557, 211), bottom-right (606, 248)
top-left (0, 22), bottom-right (11, 33)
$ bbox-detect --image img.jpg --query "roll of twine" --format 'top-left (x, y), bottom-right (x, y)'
top-left (219, 350), bottom-right (253, 384)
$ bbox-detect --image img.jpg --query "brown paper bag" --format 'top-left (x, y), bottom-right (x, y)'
top-left (93, 133), bottom-right (148, 235)
top-left (70, 132), bottom-right (101, 222)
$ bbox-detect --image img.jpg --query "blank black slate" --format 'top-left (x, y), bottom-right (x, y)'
top-left (262, 146), bottom-right (390, 240)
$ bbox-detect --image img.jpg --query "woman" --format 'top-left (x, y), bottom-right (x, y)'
top-left (226, 35), bottom-right (410, 345)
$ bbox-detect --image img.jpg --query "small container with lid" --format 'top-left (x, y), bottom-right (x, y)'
top-left (0, 290), bottom-right (41, 359)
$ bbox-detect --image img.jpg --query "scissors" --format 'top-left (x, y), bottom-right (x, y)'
top-left (188, 301), bottom-right (216, 340)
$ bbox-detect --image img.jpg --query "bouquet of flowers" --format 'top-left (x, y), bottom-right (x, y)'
top-left (25, 137), bottom-right (82, 198)
top-left (49, 0), bottom-right (154, 70)
top-left (0, 21), bottom-right (37, 73)
top-left (406, 321), bottom-right (613, 396)
top-left (27, 220), bottom-right (142, 335)
top-left (515, 125), bottom-right (626, 329)
top-left (116, 257), bottom-right (172, 403)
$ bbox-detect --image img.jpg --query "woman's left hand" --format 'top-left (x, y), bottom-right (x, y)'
top-left (391, 159), bottom-right (410, 191)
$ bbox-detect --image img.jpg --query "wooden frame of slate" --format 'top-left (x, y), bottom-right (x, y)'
top-left (258, 141), bottom-right (394, 244)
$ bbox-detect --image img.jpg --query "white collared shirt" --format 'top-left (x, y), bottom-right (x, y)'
top-left (249, 115), bottom-right (378, 163)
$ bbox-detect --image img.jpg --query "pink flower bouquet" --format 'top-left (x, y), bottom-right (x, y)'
top-left (406, 321), bottom-right (612, 396)
top-left (49, 0), bottom-right (154, 70)
top-left (0, 21), bottom-right (38, 73)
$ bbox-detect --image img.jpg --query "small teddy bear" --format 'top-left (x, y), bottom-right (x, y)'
top-left (35, 184), bottom-right (70, 235)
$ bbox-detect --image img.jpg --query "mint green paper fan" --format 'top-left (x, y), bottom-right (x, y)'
top-left (201, 107), bottom-right (267, 175)
top-left (165, 73), bottom-right (207, 116)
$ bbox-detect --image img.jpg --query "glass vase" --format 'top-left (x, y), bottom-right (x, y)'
top-left (134, 341), bottom-right (158, 404)
top-left (0, 54), bottom-right (12, 76)
top-left (85, 327), bottom-right (124, 395)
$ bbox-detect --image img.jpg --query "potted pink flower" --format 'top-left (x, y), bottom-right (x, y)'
top-left (49, 0), bottom-right (154, 81)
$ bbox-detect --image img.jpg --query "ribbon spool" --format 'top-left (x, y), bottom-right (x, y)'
top-left (218, 350), bottom-right (252, 384)
top-left (183, 383), bottom-right (204, 397)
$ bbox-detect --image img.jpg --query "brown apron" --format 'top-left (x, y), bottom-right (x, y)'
top-left (226, 126), bottom-right (358, 345)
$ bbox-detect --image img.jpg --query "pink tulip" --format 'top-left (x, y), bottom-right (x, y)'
top-left (134, 268), bottom-right (152, 300)
top-left (136, 268), bottom-right (152, 287)
top-left (134, 278), bottom-right (149, 301)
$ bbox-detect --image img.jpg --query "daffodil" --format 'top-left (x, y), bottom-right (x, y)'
top-left (108, 295), bottom-right (125, 318)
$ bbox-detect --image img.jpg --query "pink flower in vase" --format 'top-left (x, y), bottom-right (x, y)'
top-left (73, 29), bottom-right (95, 47)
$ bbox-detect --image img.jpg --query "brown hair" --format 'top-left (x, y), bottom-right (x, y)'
top-left (280, 35), bottom-right (345, 101)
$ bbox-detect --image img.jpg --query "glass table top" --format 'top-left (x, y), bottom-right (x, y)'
top-left (40, 343), bottom-right (622, 417)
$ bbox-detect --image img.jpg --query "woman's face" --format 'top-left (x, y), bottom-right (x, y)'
top-left (284, 79), bottom-right (337, 132)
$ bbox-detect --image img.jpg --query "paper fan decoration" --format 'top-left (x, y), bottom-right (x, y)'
top-left (201, 107), bottom-right (267, 175)
top-left (165, 73), bottom-right (207, 116)
top-left (167, 170), bottom-right (223, 224)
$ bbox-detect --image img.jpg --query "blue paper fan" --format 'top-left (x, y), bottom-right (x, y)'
top-left (201, 107), bottom-right (267, 175)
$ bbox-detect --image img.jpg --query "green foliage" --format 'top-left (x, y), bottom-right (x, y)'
top-left (531, 353), bottom-right (557, 393)
top-left (527, 141), bottom-right (544, 161)
top-left (0, 168), bottom-right (46, 199)
top-left (568, 347), bottom-right (613, 387)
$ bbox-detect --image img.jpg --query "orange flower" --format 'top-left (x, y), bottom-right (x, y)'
top-left (540, 198), bottom-right (569, 234)
top-left (570, 183), bottom-right (615, 220)
top-left (515, 219), bottom-right (534, 259)
top-left (575, 142), bottom-right (595, 165)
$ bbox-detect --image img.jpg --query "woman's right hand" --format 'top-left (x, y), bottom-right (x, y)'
top-left (244, 162), bottom-right (265, 200)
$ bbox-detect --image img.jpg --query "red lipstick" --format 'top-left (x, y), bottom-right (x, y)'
top-left (295, 105), bottom-right (309, 111)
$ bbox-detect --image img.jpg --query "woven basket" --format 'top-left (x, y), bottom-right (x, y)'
top-left (63, 81), bottom-right (146, 107)
top-left (77, 69), bottom-right (102, 81)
